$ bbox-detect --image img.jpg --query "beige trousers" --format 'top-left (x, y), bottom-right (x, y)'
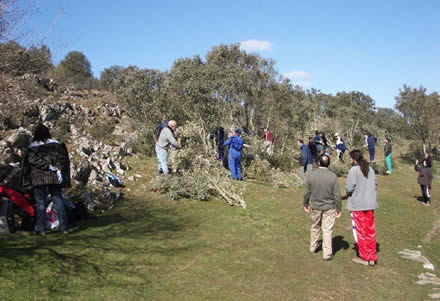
top-left (310, 208), bottom-right (336, 259)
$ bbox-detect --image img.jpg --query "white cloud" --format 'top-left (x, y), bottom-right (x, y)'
top-left (239, 39), bottom-right (272, 52)
top-left (284, 70), bottom-right (311, 80)
top-left (291, 81), bottom-right (312, 88)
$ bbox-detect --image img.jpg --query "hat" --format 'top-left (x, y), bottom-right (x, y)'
top-left (335, 132), bottom-right (340, 136)
top-left (235, 128), bottom-right (242, 135)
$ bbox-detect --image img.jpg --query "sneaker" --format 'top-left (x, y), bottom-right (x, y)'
top-left (368, 260), bottom-right (376, 266)
top-left (386, 170), bottom-right (391, 174)
top-left (352, 257), bottom-right (369, 266)
top-left (323, 255), bottom-right (334, 261)
top-left (62, 230), bottom-right (69, 235)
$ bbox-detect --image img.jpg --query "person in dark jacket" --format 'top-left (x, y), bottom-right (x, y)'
top-left (384, 137), bottom-right (392, 174)
top-left (415, 158), bottom-right (433, 206)
top-left (364, 134), bottom-right (377, 162)
top-left (223, 129), bottom-right (243, 180)
top-left (298, 139), bottom-right (313, 181)
top-left (21, 124), bottom-right (71, 235)
top-left (308, 137), bottom-right (318, 163)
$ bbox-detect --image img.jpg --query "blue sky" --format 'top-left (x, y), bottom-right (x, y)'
top-left (23, 0), bottom-right (440, 108)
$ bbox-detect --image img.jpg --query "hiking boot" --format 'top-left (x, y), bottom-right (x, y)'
top-left (352, 257), bottom-right (369, 266)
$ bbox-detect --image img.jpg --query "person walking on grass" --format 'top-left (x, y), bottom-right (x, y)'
top-left (415, 158), bottom-right (433, 206)
top-left (155, 120), bottom-right (180, 175)
top-left (346, 150), bottom-right (378, 266)
top-left (384, 137), bottom-right (392, 174)
top-left (223, 129), bottom-right (243, 180)
top-left (298, 139), bottom-right (313, 182)
top-left (303, 154), bottom-right (342, 261)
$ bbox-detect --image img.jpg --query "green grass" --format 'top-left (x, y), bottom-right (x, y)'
top-left (1, 153), bottom-right (439, 300)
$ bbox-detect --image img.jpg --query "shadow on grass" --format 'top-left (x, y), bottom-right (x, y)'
top-left (332, 235), bottom-right (349, 255)
top-left (0, 203), bottom-right (198, 296)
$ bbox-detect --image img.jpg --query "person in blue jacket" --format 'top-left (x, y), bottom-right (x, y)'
top-left (223, 129), bottom-right (243, 180)
top-left (364, 134), bottom-right (377, 163)
top-left (298, 139), bottom-right (314, 182)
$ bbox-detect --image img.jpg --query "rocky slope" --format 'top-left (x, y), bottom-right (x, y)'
top-left (0, 73), bottom-right (138, 212)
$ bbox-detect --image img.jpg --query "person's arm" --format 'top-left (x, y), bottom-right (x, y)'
top-left (345, 168), bottom-right (356, 196)
top-left (303, 179), bottom-right (311, 213)
top-left (415, 161), bottom-right (421, 172)
top-left (301, 147), bottom-right (307, 166)
top-left (167, 131), bottom-right (181, 148)
top-left (223, 138), bottom-right (231, 147)
top-left (333, 177), bottom-right (342, 214)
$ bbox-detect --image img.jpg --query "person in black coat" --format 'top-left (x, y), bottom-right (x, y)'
top-left (21, 124), bottom-right (71, 235)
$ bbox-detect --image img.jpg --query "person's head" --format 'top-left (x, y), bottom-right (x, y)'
top-left (423, 158), bottom-right (432, 168)
top-left (264, 128), bottom-right (268, 133)
top-left (319, 132), bottom-right (324, 137)
top-left (168, 120), bottom-right (177, 131)
top-left (297, 139), bottom-right (304, 147)
top-left (349, 149), bottom-right (369, 177)
top-left (364, 133), bottom-right (368, 138)
top-left (235, 128), bottom-right (242, 136)
top-left (384, 137), bottom-right (390, 143)
top-left (32, 124), bottom-right (51, 142)
top-left (318, 154), bottom-right (330, 168)
top-left (335, 132), bottom-right (340, 137)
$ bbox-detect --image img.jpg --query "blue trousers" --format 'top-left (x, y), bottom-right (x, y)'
top-left (34, 185), bottom-right (68, 233)
top-left (368, 148), bottom-right (375, 162)
top-left (228, 151), bottom-right (241, 180)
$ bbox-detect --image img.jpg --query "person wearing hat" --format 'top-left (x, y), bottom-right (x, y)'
top-left (335, 133), bottom-right (346, 163)
top-left (223, 129), bottom-right (244, 180)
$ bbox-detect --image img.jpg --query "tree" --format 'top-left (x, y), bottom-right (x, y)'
top-left (99, 65), bottom-right (124, 90)
top-left (395, 85), bottom-right (440, 157)
top-left (57, 51), bottom-right (93, 88)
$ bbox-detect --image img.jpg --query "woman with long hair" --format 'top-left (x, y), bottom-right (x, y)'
top-left (21, 124), bottom-right (71, 235)
top-left (345, 150), bottom-right (378, 266)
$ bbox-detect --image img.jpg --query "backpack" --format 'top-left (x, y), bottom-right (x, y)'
top-left (155, 120), bottom-right (169, 138)
top-left (231, 137), bottom-right (243, 152)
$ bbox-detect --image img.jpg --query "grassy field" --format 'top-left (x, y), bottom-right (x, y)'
top-left (1, 150), bottom-right (439, 300)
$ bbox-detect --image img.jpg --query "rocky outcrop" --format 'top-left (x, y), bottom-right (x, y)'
top-left (0, 78), bottom-right (135, 213)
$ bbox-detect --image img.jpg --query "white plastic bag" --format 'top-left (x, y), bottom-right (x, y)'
top-left (46, 202), bottom-right (59, 229)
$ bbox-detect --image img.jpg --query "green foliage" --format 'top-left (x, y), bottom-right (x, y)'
top-left (328, 160), bottom-right (350, 177)
top-left (52, 115), bottom-right (71, 143)
top-left (99, 65), bottom-right (124, 90)
top-left (89, 119), bottom-right (116, 141)
top-left (370, 161), bottom-right (387, 175)
top-left (0, 42), bottom-right (52, 75)
top-left (395, 85), bottom-right (440, 156)
top-left (57, 51), bottom-right (93, 88)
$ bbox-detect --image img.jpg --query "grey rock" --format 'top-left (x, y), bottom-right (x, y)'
top-left (6, 128), bottom-right (32, 148)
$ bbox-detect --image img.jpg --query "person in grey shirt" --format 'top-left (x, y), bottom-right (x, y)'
top-left (155, 120), bottom-right (180, 174)
top-left (345, 149), bottom-right (378, 267)
top-left (303, 154), bottom-right (341, 260)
